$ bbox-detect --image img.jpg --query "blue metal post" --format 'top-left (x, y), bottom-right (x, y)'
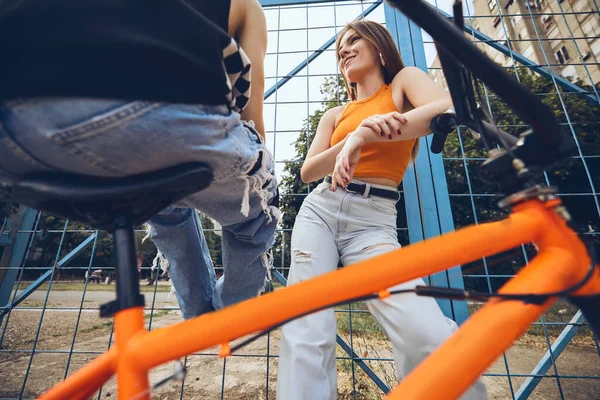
top-left (384, 4), bottom-right (469, 324)
top-left (0, 206), bottom-right (37, 327)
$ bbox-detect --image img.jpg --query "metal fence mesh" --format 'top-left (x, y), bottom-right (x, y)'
top-left (1, 1), bottom-right (599, 399)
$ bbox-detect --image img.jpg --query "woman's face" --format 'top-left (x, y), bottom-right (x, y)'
top-left (337, 29), bottom-right (380, 83)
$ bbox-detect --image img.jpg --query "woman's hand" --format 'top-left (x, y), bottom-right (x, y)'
top-left (331, 131), bottom-right (365, 191)
top-left (359, 111), bottom-right (407, 140)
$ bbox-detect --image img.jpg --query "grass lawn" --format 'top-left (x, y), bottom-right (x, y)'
top-left (18, 281), bottom-right (172, 293)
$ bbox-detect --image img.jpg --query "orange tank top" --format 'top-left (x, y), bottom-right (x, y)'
top-left (330, 84), bottom-right (415, 186)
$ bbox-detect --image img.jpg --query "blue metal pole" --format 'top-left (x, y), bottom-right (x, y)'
top-left (0, 206), bottom-right (37, 327)
top-left (383, 3), bottom-right (469, 324)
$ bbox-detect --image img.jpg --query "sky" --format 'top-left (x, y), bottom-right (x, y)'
top-left (260, 0), bottom-right (476, 179)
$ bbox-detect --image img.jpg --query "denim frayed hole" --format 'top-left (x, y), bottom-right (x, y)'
top-left (361, 243), bottom-right (396, 254)
top-left (293, 250), bottom-right (312, 263)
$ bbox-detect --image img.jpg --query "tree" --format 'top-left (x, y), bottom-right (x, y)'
top-left (199, 213), bottom-right (223, 269)
top-left (273, 76), bottom-right (348, 274)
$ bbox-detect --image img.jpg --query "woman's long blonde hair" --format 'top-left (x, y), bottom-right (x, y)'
top-left (335, 20), bottom-right (419, 162)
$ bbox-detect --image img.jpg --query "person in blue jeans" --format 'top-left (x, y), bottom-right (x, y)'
top-left (0, 0), bottom-right (279, 318)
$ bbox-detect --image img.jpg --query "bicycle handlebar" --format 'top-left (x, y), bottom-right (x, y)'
top-left (430, 109), bottom-right (519, 154)
top-left (429, 109), bottom-right (456, 154)
top-left (386, 0), bottom-right (569, 152)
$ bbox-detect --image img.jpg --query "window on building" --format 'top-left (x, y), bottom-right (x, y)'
top-left (511, 15), bottom-right (522, 27)
top-left (488, 0), bottom-right (497, 11)
top-left (547, 28), bottom-right (562, 51)
top-left (496, 26), bottom-right (507, 41)
top-left (573, 0), bottom-right (589, 13)
top-left (592, 39), bottom-right (600, 61)
top-left (518, 27), bottom-right (529, 41)
top-left (547, 27), bottom-right (560, 40)
top-left (582, 17), bottom-right (600, 38)
top-left (555, 45), bottom-right (571, 64)
top-left (523, 45), bottom-right (534, 59)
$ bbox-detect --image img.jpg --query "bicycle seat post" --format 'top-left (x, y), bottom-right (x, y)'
top-left (99, 212), bottom-right (145, 319)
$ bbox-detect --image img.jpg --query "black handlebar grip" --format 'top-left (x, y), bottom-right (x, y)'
top-left (430, 111), bottom-right (456, 154)
top-left (430, 131), bottom-right (449, 154)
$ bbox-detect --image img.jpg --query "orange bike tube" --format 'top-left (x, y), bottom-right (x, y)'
top-left (38, 347), bottom-right (117, 400)
top-left (127, 200), bottom-right (556, 370)
top-left (386, 200), bottom-right (597, 399)
top-left (115, 306), bottom-right (149, 400)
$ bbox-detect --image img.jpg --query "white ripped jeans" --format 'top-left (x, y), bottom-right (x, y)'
top-left (276, 178), bottom-right (488, 400)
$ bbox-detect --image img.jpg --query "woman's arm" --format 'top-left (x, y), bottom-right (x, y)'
top-left (355, 66), bottom-right (453, 144)
top-left (230, 0), bottom-right (268, 138)
top-left (300, 106), bottom-right (346, 183)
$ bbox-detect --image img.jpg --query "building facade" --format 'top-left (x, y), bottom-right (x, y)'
top-left (471, 0), bottom-right (600, 84)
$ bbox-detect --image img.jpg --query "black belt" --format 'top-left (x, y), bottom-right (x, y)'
top-left (324, 176), bottom-right (399, 200)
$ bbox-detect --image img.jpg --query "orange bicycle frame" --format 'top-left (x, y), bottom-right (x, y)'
top-left (39, 197), bottom-right (600, 400)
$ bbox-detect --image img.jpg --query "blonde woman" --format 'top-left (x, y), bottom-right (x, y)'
top-left (276, 21), bottom-right (488, 400)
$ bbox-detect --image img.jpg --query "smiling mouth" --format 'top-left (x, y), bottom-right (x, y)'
top-left (344, 56), bottom-right (356, 68)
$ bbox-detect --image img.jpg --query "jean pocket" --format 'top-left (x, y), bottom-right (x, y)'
top-left (50, 101), bottom-right (158, 145)
top-left (368, 196), bottom-right (397, 215)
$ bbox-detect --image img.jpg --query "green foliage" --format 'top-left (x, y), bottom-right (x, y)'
top-left (199, 213), bottom-right (223, 267)
top-left (444, 70), bottom-right (600, 289)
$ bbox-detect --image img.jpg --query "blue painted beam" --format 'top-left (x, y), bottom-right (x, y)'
top-left (434, 9), bottom-right (598, 105)
top-left (336, 336), bottom-right (390, 394)
top-left (0, 233), bottom-right (97, 318)
top-left (270, 268), bottom-right (390, 394)
top-left (0, 269), bottom-right (52, 317)
top-left (384, 3), bottom-right (469, 324)
top-left (515, 310), bottom-right (586, 399)
top-left (260, 0), bottom-right (344, 6)
top-left (264, 1), bottom-right (383, 100)
top-left (56, 233), bottom-right (97, 268)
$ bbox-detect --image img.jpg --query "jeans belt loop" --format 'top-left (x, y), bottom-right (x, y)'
top-left (363, 183), bottom-right (371, 198)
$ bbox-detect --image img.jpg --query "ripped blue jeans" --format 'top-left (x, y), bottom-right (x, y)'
top-left (0, 99), bottom-right (279, 317)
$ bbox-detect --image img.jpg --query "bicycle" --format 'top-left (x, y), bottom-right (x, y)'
top-left (3, 0), bottom-right (599, 398)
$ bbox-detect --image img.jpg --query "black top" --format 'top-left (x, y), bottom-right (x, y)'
top-left (0, 0), bottom-right (249, 107)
